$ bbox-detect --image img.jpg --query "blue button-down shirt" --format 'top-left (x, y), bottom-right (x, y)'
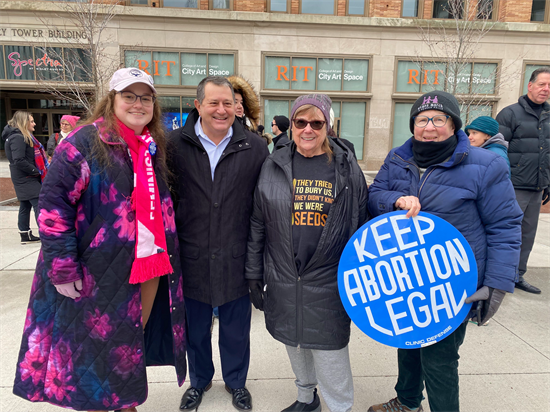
top-left (195, 117), bottom-right (233, 180)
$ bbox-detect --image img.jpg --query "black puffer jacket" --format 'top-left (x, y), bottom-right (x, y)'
top-left (496, 96), bottom-right (550, 191)
top-left (2, 125), bottom-right (42, 201)
top-left (245, 139), bottom-right (368, 350)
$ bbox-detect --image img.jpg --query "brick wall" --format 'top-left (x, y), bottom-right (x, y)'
top-left (499, 0), bottom-right (533, 22)
top-left (372, 0), bottom-right (402, 17)
top-left (337, 0), bottom-right (346, 16)
top-left (423, 0), bottom-right (434, 18)
top-left (235, 0), bottom-right (265, 12)
top-left (138, 0), bottom-right (537, 22)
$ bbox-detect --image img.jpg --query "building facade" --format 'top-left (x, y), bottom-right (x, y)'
top-left (0, 0), bottom-right (549, 169)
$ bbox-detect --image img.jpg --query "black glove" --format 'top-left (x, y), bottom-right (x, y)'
top-left (248, 279), bottom-right (265, 311)
top-left (542, 187), bottom-right (549, 205)
top-left (465, 286), bottom-right (506, 326)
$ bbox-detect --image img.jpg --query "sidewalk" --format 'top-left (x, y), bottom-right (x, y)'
top-left (0, 211), bottom-right (549, 412)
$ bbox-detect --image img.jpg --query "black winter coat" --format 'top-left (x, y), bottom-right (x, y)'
top-left (2, 125), bottom-right (42, 201)
top-left (245, 139), bottom-right (369, 350)
top-left (496, 96), bottom-right (550, 191)
top-left (273, 131), bottom-right (290, 150)
top-left (168, 109), bottom-right (269, 307)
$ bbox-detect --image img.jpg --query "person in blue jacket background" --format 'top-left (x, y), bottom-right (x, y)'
top-left (465, 115), bottom-right (511, 177)
top-left (366, 91), bottom-right (522, 412)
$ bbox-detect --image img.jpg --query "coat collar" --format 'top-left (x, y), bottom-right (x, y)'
top-left (394, 129), bottom-right (470, 168)
top-left (518, 95), bottom-right (550, 119)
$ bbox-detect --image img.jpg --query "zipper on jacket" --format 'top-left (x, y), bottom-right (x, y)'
top-left (296, 274), bottom-right (303, 348)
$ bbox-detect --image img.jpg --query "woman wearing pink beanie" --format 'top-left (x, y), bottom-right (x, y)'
top-left (47, 115), bottom-right (80, 161)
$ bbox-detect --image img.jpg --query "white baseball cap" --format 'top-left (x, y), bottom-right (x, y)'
top-left (109, 67), bottom-right (157, 94)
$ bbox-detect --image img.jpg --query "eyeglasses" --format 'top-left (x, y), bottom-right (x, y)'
top-left (271, 123), bottom-right (276, 127)
top-left (413, 115), bottom-right (450, 128)
top-left (117, 91), bottom-right (156, 107)
top-left (292, 119), bottom-right (326, 130)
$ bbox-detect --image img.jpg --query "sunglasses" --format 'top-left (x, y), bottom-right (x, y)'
top-left (292, 119), bottom-right (326, 130)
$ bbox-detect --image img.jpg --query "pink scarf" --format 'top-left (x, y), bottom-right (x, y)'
top-left (117, 120), bottom-right (173, 284)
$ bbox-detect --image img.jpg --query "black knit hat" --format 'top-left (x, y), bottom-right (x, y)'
top-left (410, 90), bottom-right (462, 133)
top-left (274, 115), bottom-right (290, 132)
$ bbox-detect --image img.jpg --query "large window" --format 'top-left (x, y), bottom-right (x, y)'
top-left (395, 60), bottom-right (498, 95)
top-left (476, 0), bottom-right (494, 20)
top-left (301, 0), bottom-right (335, 15)
top-left (392, 58), bottom-right (498, 148)
top-left (268, 0), bottom-right (289, 12)
top-left (158, 96), bottom-right (195, 130)
top-left (348, 0), bottom-right (367, 16)
top-left (124, 50), bottom-right (235, 87)
top-left (531, 0), bottom-right (550, 22)
top-left (264, 55), bottom-right (370, 92)
top-left (432, 0), bottom-right (464, 19)
top-left (264, 98), bottom-right (367, 159)
top-left (210, 0), bottom-right (232, 10)
top-left (402, 0), bottom-right (421, 17)
top-left (1, 45), bottom-right (92, 83)
top-left (163, 0), bottom-right (199, 7)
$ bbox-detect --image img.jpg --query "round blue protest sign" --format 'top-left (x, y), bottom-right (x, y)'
top-left (338, 211), bottom-right (477, 349)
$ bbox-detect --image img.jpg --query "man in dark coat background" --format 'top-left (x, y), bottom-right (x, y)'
top-left (496, 67), bottom-right (550, 294)
top-left (168, 76), bottom-right (269, 411)
top-left (271, 115), bottom-right (290, 150)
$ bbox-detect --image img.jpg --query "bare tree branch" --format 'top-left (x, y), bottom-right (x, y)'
top-left (413, 0), bottom-right (525, 121)
top-left (34, 0), bottom-right (123, 115)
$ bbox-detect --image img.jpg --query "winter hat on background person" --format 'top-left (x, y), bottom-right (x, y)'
top-left (60, 115), bottom-right (80, 129)
top-left (465, 116), bottom-right (499, 137)
top-left (273, 115), bottom-right (290, 132)
top-left (409, 90), bottom-right (462, 133)
top-left (109, 67), bottom-right (157, 93)
top-left (290, 94), bottom-right (332, 132)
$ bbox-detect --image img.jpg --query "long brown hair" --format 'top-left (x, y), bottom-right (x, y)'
top-left (292, 104), bottom-right (333, 163)
top-left (7, 111), bottom-right (34, 147)
top-left (84, 90), bottom-right (169, 183)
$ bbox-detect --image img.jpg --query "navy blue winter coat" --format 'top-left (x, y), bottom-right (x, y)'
top-left (368, 130), bottom-right (522, 293)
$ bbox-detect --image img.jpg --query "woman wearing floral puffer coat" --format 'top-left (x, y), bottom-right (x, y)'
top-left (13, 68), bottom-right (187, 412)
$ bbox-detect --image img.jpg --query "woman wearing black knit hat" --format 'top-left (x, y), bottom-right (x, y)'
top-left (367, 90), bottom-right (522, 412)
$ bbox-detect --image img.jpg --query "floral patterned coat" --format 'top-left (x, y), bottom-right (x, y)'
top-left (12, 123), bottom-right (186, 411)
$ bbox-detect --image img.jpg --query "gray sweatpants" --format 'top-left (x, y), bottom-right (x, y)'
top-left (514, 189), bottom-right (543, 277)
top-left (285, 345), bottom-right (354, 412)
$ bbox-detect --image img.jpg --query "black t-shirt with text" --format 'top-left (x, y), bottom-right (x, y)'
top-left (292, 151), bottom-right (336, 273)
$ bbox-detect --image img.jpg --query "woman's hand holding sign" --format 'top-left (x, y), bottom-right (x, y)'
top-left (395, 196), bottom-right (422, 218)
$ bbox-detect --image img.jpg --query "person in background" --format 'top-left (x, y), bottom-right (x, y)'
top-left (2, 111), bottom-right (47, 244)
top-left (271, 115), bottom-right (290, 150)
top-left (47, 115), bottom-right (80, 161)
top-left (227, 75), bottom-right (261, 133)
top-left (465, 115), bottom-right (510, 177)
top-left (256, 124), bottom-right (273, 145)
top-left (246, 94), bottom-right (368, 412)
top-left (169, 76), bottom-right (269, 412)
top-left (496, 67), bottom-right (550, 294)
top-left (12, 67), bottom-right (187, 412)
top-left (367, 90), bottom-right (522, 412)
top-left (328, 108), bottom-right (356, 158)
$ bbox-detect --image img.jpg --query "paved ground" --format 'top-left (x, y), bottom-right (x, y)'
top-left (0, 157), bottom-right (549, 412)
